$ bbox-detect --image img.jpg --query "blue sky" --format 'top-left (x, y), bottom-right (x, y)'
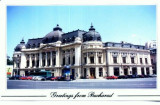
top-left (7, 5), bottom-right (156, 58)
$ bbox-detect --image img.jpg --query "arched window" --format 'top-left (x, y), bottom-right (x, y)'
top-left (89, 36), bottom-right (93, 40)
top-left (28, 44), bottom-right (31, 48)
top-left (32, 60), bottom-right (35, 67)
top-left (52, 36), bottom-right (55, 41)
top-left (72, 36), bottom-right (75, 41)
top-left (32, 44), bottom-right (36, 48)
top-left (97, 37), bottom-right (101, 41)
top-left (63, 39), bottom-right (66, 43)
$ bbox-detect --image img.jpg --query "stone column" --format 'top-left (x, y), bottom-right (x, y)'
top-left (35, 54), bottom-right (37, 68)
top-left (137, 53), bottom-right (140, 65)
top-left (118, 52), bottom-right (121, 64)
top-left (137, 67), bottom-right (141, 75)
top-left (56, 49), bottom-right (60, 67)
top-left (29, 54), bottom-right (32, 68)
top-left (45, 52), bottom-right (48, 67)
top-left (75, 45), bottom-right (81, 66)
top-left (96, 67), bottom-right (99, 79)
top-left (108, 67), bottom-right (114, 76)
top-left (127, 53), bottom-right (130, 64)
top-left (39, 52), bottom-right (42, 67)
top-left (148, 54), bottom-right (152, 65)
top-left (87, 52), bottom-right (89, 64)
top-left (144, 67), bottom-right (147, 75)
top-left (149, 67), bottom-right (153, 75)
top-left (106, 51), bottom-right (110, 65)
top-left (20, 52), bottom-right (26, 68)
top-left (50, 51), bottom-right (53, 67)
top-left (95, 52), bottom-right (98, 64)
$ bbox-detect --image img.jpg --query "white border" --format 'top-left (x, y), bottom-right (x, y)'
top-left (0, 0), bottom-right (159, 102)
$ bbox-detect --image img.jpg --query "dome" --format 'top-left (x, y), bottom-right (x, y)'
top-left (43, 24), bottom-right (64, 43)
top-left (83, 24), bottom-right (101, 42)
top-left (14, 39), bottom-right (25, 52)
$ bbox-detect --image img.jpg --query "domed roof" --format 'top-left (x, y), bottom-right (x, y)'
top-left (14, 39), bottom-right (25, 52)
top-left (43, 24), bottom-right (64, 43)
top-left (83, 24), bottom-right (101, 42)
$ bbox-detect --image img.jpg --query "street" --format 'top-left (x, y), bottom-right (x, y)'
top-left (7, 77), bottom-right (156, 89)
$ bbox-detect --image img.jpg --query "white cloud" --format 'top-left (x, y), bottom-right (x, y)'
top-left (131, 34), bottom-right (137, 38)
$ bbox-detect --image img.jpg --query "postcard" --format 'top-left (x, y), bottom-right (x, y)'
top-left (0, 0), bottom-right (159, 104)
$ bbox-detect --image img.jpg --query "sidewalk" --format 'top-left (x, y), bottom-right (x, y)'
top-left (71, 77), bottom-right (156, 82)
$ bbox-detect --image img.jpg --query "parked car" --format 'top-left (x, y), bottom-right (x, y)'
top-left (9, 75), bottom-right (21, 80)
top-left (106, 76), bottom-right (118, 79)
top-left (32, 76), bottom-right (37, 80)
top-left (26, 76), bottom-right (33, 80)
top-left (51, 76), bottom-right (58, 81)
top-left (33, 76), bottom-right (45, 81)
top-left (19, 76), bottom-right (28, 80)
top-left (137, 75), bottom-right (145, 78)
top-left (57, 76), bottom-right (66, 81)
top-left (45, 76), bottom-right (54, 80)
top-left (150, 74), bottom-right (157, 77)
top-left (127, 75), bottom-right (138, 78)
top-left (118, 75), bottom-right (128, 79)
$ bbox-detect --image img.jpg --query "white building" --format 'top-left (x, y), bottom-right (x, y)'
top-left (13, 24), bottom-right (153, 79)
top-left (145, 40), bottom-right (156, 50)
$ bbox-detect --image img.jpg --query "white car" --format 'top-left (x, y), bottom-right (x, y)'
top-left (33, 76), bottom-right (45, 81)
top-left (32, 76), bottom-right (37, 80)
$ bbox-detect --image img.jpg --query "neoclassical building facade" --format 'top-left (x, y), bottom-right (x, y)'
top-left (13, 24), bottom-right (153, 79)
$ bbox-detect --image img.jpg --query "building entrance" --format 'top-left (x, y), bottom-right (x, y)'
top-left (124, 68), bottom-right (128, 75)
top-left (141, 68), bottom-right (145, 75)
top-left (132, 68), bottom-right (137, 75)
top-left (114, 68), bottom-right (119, 76)
top-left (90, 68), bottom-right (95, 79)
top-left (84, 68), bottom-right (87, 78)
top-left (146, 68), bottom-right (150, 75)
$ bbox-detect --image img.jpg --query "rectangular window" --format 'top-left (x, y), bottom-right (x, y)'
top-left (68, 57), bottom-right (70, 64)
top-left (99, 68), bottom-right (103, 77)
top-left (98, 57), bottom-right (101, 63)
top-left (36, 60), bottom-right (39, 67)
top-left (72, 56), bottom-right (75, 65)
top-left (63, 58), bottom-right (65, 65)
top-left (84, 57), bottom-right (87, 64)
top-left (113, 57), bottom-right (117, 63)
top-left (140, 58), bottom-right (143, 64)
top-left (53, 58), bottom-right (56, 65)
top-left (145, 58), bottom-right (148, 64)
top-left (27, 60), bottom-right (29, 67)
top-left (151, 59), bottom-right (153, 64)
top-left (122, 57), bottom-right (126, 63)
top-left (131, 57), bottom-right (134, 63)
top-left (90, 57), bottom-right (94, 64)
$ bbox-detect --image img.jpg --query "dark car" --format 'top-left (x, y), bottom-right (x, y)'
top-left (144, 75), bottom-right (151, 78)
top-left (127, 75), bottom-right (132, 78)
top-left (57, 76), bottom-right (66, 81)
top-left (9, 75), bottom-right (21, 80)
top-left (131, 75), bottom-right (139, 78)
top-left (45, 76), bottom-right (54, 80)
top-left (137, 75), bottom-right (145, 78)
top-left (70, 75), bottom-right (75, 80)
top-left (118, 75), bottom-right (128, 79)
